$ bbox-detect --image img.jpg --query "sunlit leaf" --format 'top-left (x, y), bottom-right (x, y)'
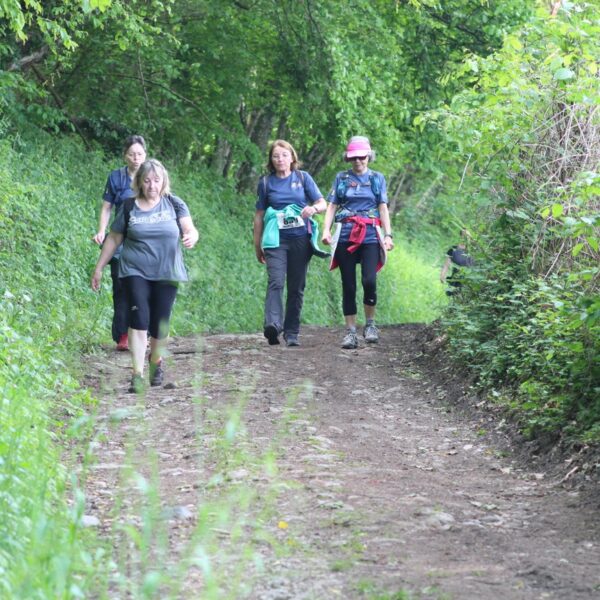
top-left (553, 67), bottom-right (575, 81)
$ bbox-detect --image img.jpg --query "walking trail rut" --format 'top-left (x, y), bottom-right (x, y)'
top-left (82, 324), bottom-right (600, 599)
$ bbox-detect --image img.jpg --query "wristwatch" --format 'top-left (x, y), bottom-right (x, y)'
top-left (384, 232), bottom-right (393, 238)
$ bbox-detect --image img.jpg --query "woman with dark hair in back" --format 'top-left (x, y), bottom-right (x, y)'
top-left (92, 135), bottom-right (147, 351)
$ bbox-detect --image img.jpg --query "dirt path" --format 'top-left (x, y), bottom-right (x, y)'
top-left (83, 325), bottom-right (600, 599)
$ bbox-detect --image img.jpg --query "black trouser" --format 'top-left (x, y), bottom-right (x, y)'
top-left (263, 235), bottom-right (312, 336)
top-left (110, 258), bottom-right (129, 342)
top-left (334, 242), bottom-right (379, 316)
top-left (121, 276), bottom-right (178, 340)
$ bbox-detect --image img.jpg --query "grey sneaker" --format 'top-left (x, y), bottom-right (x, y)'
top-left (341, 330), bottom-right (358, 349)
top-left (149, 360), bottom-right (164, 387)
top-left (363, 324), bottom-right (379, 343)
top-left (284, 333), bottom-right (299, 347)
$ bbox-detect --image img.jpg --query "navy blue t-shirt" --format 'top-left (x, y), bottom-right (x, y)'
top-left (327, 169), bottom-right (388, 244)
top-left (103, 166), bottom-right (136, 259)
top-left (255, 170), bottom-right (323, 240)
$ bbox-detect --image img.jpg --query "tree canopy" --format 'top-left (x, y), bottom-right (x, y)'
top-left (1, 0), bottom-right (531, 191)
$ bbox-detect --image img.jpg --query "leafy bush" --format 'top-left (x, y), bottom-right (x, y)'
top-left (433, 3), bottom-right (600, 440)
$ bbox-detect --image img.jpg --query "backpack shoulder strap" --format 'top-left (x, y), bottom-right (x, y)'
top-left (166, 194), bottom-right (183, 236)
top-left (369, 171), bottom-right (381, 201)
top-left (122, 197), bottom-right (136, 236)
top-left (298, 170), bottom-right (310, 202)
top-left (260, 175), bottom-right (270, 207)
top-left (336, 171), bottom-right (351, 201)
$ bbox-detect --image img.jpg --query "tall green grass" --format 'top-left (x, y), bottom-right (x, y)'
top-left (0, 133), bottom-right (108, 597)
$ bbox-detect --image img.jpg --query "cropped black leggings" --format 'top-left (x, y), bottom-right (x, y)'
top-left (121, 276), bottom-right (178, 339)
top-left (334, 242), bottom-right (380, 316)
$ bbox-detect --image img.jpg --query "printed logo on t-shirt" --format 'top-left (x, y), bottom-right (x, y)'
top-left (291, 181), bottom-right (303, 190)
top-left (130, 210), bottom-right (174, 226)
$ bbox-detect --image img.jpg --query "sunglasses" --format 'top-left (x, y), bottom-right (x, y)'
top-left (350, 155), bottom-right (368, 161)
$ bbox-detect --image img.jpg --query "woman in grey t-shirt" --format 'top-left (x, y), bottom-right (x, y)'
top-left (91, 159), bottom-right (199, 393)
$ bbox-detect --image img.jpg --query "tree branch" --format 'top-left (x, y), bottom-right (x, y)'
top-left (8, 46), bottom-right (49, 72)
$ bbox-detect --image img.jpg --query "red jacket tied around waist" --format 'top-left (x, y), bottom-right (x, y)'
top-left (345, 215), bottom-right (382, 253)
top-left (329, 215), bottom-right (385, 273)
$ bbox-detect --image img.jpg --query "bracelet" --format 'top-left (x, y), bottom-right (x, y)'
top-left (384, 233), bottom-right (393, 239)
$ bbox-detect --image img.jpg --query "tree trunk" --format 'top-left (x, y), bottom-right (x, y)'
top-left (235, 106), bottom-right (275, 193)
top-left (209, 137), bottom-right (232, 178)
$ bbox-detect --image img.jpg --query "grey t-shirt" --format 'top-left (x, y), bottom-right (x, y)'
top-left (111, 195), bottom-right (191, 282)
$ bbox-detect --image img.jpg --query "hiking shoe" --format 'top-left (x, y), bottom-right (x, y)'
top-left (116, 333), bottom-right (129, 351)
top-left (263, 323), bottom-right (281, 345)
top-left (284, 333), bottom-right (299, 347)
top-left (363, 324), bottom-right (380, 343)
top-left (341, 330), bottom-right (358, 349)
top-left (128, 373), bottom-right (145, 394)
top-left (149, 360), bottom-right (164, 387)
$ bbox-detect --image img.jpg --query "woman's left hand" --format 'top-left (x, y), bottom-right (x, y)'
top-left (384, 237), bottom-right (394, 251)
top-left (91, 268), bottom-right (103, 291)
top-left (301, 206), bottom-right (317, 219)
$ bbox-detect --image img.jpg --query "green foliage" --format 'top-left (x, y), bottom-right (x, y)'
top-left (432, 2), bottom-right (600, 440)
top-left (0, 317), bottom-right (100, 598)
top-left (0, 131), bottom-right (110, 598)
top-left (0, 0), bottom-right (531, 190)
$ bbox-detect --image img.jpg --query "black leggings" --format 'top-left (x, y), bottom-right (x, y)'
top-left (110, 258), bottom-right (129, 342)
top-left (121, 277), bottom-right (178, 339)
top-left (335, 242), bottom-right (380, 316)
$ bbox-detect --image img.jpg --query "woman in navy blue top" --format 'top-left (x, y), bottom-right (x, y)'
top-left (92, 135), bottom-right (146, 350)
top-left (322, 136), bottom-right (394, 349)
top-left (253, 140), bottom-right (326, 347)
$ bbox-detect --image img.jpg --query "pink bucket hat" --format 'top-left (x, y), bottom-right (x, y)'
top-left (345, 135), bottom-right (372, 160)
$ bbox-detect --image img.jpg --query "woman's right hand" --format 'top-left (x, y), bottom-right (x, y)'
top-left (92, 231), bottom-right (105, 245)
top-left (321, 230), bottom-right (332, 246)
top-left (255, 246), bottom-right (266, 264)
top-left (91, 269), bottom-right (103, 291)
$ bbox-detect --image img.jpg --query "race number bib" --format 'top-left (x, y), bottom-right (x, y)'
top-left (276, 213), bottom-right (305, 229)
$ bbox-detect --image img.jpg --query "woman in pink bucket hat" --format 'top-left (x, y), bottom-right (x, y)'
top-left (321, 136), bottom-right (394, 349)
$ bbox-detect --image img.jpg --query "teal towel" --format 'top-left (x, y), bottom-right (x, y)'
top-left (262, 205), bottom-right (329, 258)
